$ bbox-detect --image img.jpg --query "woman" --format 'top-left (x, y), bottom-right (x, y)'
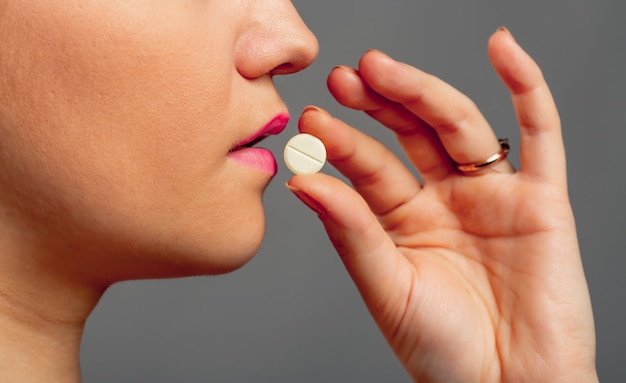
top-left (0, 1), bottom-right (597, 382)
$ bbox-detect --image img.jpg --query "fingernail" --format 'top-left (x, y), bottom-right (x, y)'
top-left (302, 105), bottom-right (322, 115)
top-left (330, 65), bottom-right (358, 78)
top-left (497, 26), bottom-right (515, 39)
top-left (332, 65), bottom-right (352, 72)
top-left (330, 65), bottom-right (360, 82)
top-left (285, 184), bottom-right (327, 216)
top-left (365, 48), bottom-right (392, 60)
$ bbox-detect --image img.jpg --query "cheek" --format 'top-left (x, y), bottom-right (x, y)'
top-left (1, 9), bottom-right (230, 205)
top-left (0, 3), bottom-right (267, 276)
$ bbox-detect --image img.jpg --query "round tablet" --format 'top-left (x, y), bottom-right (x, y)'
top-left (283, 133), bottom-right (326, 175)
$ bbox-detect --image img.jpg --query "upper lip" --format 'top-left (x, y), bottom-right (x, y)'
top-left (230, 113), bottom-right (290, 151)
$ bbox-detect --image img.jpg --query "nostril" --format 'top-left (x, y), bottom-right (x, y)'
top-left (269, 62), bottom-right (296, 76)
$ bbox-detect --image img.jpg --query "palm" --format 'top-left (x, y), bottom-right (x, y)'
top-left (378, 174), bottom-right (581, 381)
top-left (288, 30), bottom-right (596, 382)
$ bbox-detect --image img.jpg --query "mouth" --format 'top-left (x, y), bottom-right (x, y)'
top-left (227, 113), bottom-right (290, 175)
top-left (231, 133), bottom-right (271, 152)
top-left (229, 113), bottom-right (290, 152)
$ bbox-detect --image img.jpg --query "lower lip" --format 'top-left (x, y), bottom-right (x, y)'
top-left (228, 147), bottom-right (278, 175)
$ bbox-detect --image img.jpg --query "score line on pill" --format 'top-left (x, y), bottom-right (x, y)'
top-left (284, 133), bottom-right (327, 175)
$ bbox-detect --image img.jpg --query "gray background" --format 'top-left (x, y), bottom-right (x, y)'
top-left (80, 1), bottom-right (626, 381)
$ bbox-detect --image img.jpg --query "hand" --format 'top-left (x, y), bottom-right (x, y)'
top-left (286, 28), bottom-right (598, 382)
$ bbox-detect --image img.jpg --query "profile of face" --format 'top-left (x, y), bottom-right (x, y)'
top-left (0, 1), bottom-right (318, 284)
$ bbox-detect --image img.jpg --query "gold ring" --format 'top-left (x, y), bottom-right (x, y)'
top-left (455, 138), bottom-right (510, 173)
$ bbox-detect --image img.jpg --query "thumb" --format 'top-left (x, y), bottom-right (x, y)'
top-left (286, 173), bottom-right (411, 315)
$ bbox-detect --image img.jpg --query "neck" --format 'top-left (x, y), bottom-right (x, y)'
top-left (0, 235), bottom-right (104, 382)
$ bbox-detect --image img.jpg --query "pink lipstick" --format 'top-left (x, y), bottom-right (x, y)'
top-left (228, 113), bottom-right (289, 175)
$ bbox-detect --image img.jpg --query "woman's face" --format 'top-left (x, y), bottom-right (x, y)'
top-left (0, 1), bottom-right (318, 282)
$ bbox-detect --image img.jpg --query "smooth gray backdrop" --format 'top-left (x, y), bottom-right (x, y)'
top-left (80, 1), bottom-right (626, 381)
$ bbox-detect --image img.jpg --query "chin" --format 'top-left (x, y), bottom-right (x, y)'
top-left (201, 231), bottom-right (265, 276)
top-left (72, 204), bottom-right (268, 285)
top-left (98, 231), bottom-right (265, 284)
top-left (145, 207), bottom-right (268, 279)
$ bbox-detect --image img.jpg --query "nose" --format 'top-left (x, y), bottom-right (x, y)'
top-left (235, 1), bottom-right (319, 79)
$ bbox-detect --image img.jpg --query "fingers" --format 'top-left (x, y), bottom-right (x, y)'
top-left (488, 28), bottom-right (565, 185)
top-left (333, 49), bottom-right (513, 175)
top-left (286, 173), bottom-right (411, 312)
top-left (298, 106), bottom-right (421, 215)
top-left (327, 66), bottom-right (454, 181)
top-left (328, 29), bottom-right (563, 184)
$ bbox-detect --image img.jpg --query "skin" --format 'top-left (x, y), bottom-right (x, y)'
top-left (287, 29), bottom-right (598, 382)
top-left (0, 1), bottom-right (597, 382)
top-left (0, 1), bottom-right (317, 381)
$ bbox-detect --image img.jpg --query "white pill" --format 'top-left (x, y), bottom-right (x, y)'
top-left (283, 133), bottom-right (326, 175)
